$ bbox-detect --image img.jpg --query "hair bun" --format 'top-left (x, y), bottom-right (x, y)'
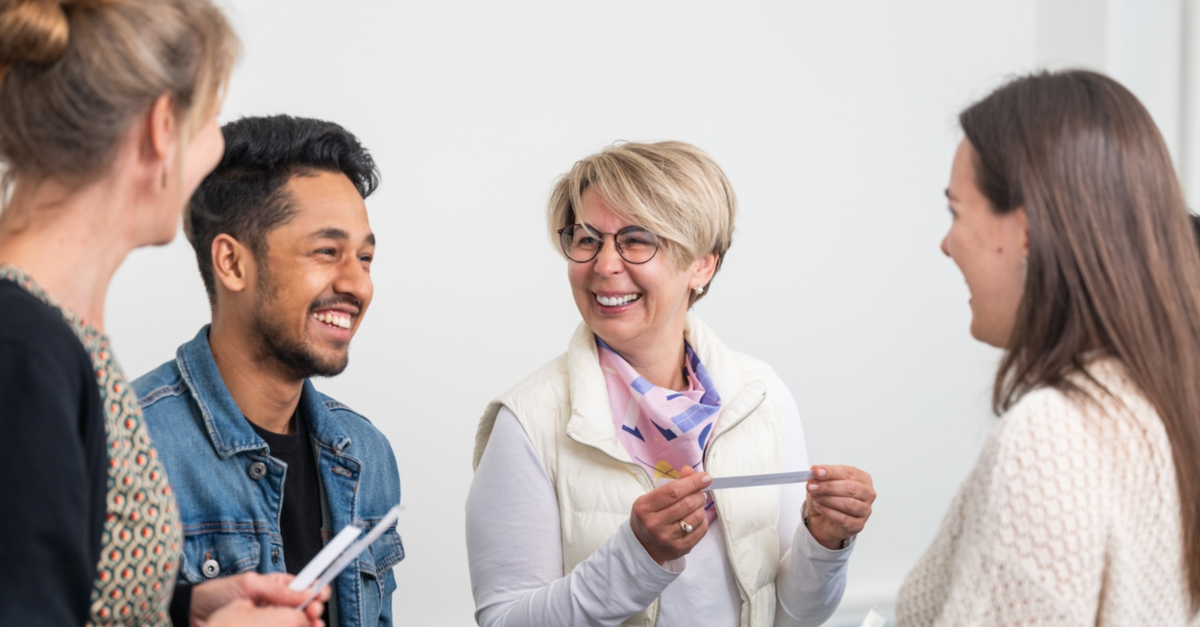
top-left (0, 0), bottom-right (69, 65)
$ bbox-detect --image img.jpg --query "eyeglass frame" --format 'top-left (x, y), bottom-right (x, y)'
top-left (555, 223), bottom-right (661, 265)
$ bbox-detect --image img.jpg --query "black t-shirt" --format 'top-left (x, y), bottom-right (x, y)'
top-left (0, 279), bottom-right (106, 626)
top-left (250, 409), bottom-right (328, 621)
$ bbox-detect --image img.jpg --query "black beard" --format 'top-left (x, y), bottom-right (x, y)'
top-left (250, 267), bottom-right (350, 379)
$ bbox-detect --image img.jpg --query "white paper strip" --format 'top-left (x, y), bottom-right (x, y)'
top-left (859, 608), bottom-right (888, 627)
top-left (288, 524), bottom-right (362, 592)
top-left (703, 470), bottom-right (814, 491)
top-left (296, 504), bottom-right (403, 610)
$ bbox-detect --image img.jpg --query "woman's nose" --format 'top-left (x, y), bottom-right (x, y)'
top-left (592, 238), bottom-right (625, 275)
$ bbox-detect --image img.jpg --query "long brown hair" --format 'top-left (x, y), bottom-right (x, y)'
top-left (961, 69), bottom-right (1200, 609)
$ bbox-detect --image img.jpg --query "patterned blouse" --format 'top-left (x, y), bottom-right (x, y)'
top-left (0, 266), bottom-right (182, 626)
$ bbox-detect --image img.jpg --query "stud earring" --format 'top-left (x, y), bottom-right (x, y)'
top-left (693, 285), bottom-right (704, 295)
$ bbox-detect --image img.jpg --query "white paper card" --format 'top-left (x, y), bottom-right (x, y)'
top-left (288, 525), bottom-right (361, 592)
top-left (703, 470), bottom-right (814, 491)
top-left (293, 504), bottom-right (402, 610)
top-left (859, 609), bottom-right (888, 627)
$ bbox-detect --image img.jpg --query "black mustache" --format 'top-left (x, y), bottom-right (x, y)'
top-left (310, 298), bottom-right (362, 316)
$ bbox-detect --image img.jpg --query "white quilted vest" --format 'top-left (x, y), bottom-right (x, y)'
top-left (473, 315), bottom-right (785, 627)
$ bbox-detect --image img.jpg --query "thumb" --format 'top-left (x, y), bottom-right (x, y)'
top-left (678, 465), bottom-right (696, 478)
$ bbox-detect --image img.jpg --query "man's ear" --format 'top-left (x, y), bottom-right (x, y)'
top-left (212, 234), bottom-right (251, 295)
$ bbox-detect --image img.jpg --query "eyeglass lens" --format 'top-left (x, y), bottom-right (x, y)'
top-left (559, 224), bottom-right (659, 264)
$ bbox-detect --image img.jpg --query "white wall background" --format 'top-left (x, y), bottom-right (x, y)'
top-left (104, 2), bottom-right (1199, 625)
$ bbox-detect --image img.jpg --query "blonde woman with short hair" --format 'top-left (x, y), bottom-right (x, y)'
top-left (0, 1), bottom-right (326, 624)
top-left (467, 141), bottom-right (875, 626)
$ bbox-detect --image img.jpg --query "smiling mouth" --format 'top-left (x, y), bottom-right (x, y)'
top-left (312, 311), bottom-right (353, 329)
top-left (595, 293), bottom-right (641, 307)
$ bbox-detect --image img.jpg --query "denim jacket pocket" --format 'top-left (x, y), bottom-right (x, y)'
top-left (180, 531), bottom-right (261, 585)
top-left (359, 527), bottom-right (404, 579)
top-left (354, 525), bottom-right (403, 623)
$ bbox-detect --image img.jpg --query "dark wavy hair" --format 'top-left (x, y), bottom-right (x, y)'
top-left (185, 114), bottom-right (380, 303)
top-left (962, 70), bottom-right (1200, 610)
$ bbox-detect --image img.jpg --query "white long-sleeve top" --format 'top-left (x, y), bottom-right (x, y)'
top-left (466, 385), bottom-right (852, 627)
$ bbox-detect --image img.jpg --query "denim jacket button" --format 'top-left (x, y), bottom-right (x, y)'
top-left (248, 461), bottom-right (267, 480)
top-left (202, 558), bottom-right (220, 578)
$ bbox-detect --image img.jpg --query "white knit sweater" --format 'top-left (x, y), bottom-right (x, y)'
top-left (896, 359), bottom-right (1198, 626)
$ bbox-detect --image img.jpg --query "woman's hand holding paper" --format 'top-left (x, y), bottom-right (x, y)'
top-left (192, 572), bottom-right (331, 627)
top-left (629, 466), bottom-right (713, 566)
top-left (805, 465), bottom-right (875, 551)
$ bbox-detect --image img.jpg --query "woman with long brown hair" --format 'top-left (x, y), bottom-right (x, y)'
top-left (0, 1), bottom-right (326, 624)
top-left (896, 70), bottom-right (1200, 625)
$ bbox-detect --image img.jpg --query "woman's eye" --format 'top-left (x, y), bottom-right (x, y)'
top-left (316, 248), bottom-right (336, 256)
top-left (359, 254), bottom-right (373, 263)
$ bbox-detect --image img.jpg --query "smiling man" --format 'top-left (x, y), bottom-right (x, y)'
top-left (133, 115), bottom-right (403, 627)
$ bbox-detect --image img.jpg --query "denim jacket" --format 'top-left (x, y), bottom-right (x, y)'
top-left (133, 326), bottom-right (403, 627)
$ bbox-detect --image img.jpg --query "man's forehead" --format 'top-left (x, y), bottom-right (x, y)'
top-left (277, 172), bottom-right (371, 232)
top-left (256, 184), bottom-right (370, 253)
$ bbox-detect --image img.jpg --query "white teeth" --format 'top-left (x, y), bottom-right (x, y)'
top-left (595, 293), bottom-right (640, 307)
top-left (312, 312), bottom-right (352, 329)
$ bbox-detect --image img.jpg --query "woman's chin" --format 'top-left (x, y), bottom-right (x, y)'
top-left (968, 320), bottom-right (1008, 349)
top-left (587, 319), bottom-right (640, 350)
top-left (142, 227), bottom-right (178, 248)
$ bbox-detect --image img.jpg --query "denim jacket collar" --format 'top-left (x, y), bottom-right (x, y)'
top-left (176, 325), bottom-right (352, 458)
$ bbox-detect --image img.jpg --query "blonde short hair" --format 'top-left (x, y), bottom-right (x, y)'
top-left (547, 141), bottom-right (737, 304)
top-left (0, 0), bottom-right (238, 197)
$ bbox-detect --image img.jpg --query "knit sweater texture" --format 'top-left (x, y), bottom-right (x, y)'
top-left (896, 358), bottom-right (1198, 626)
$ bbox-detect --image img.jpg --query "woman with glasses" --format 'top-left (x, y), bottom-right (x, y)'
top-left (467, 141), bottom-right (875, 626)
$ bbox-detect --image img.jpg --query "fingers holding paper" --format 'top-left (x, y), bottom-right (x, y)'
top-left (805, 465), bottom-right (875, 551)
top-left (630, 465), bottom-right (712, 565)
top-left (205, 598), bottom-right (315, 627)
top-left (242, 572), bottom-right (331, 623)
top-left (191, 572), bottom-right (331, 627)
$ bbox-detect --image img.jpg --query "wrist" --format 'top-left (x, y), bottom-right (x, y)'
top-left (804, 508), bottom-right (849, 550)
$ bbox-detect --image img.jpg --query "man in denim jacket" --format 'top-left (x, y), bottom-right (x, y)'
top-left (134, 115), bottom-right (402, 627)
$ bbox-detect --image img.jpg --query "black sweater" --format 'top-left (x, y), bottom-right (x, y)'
top-left (0, 279), bottom-right (106, 626)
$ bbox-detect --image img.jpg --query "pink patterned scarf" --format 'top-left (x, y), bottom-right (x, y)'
top-left (598, 337), bottom-right (722, 522)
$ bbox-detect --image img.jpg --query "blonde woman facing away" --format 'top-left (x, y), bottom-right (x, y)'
top-left (0, 1), bottom-right (327, 625)
top-left (896, 70), bottom-right (1200, 625)
top-left (467, 141), bottom-right (876, 627)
